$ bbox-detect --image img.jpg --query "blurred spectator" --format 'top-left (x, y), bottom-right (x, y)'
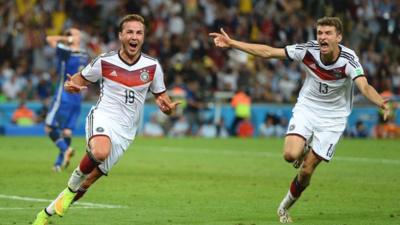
top-left (351, 120), bottom-right (369, 138)
top-left (216, 117), bottom-right (229, 138)
top-left (217, 66), bottom-right (238, 92)
top-left (230, 88), bottom-right (251, 136)
top-left (2, 72), bottom-right (25, 100)
top-left (11, 100), bottom-right (36, 126)
top-left (0, 89), bottom-right (6, 103)
top-left (259, 113), bottom-right (285, 137)
top-left (197, 119), bottom-right (217, 138)
top-left (237, 118), bottom-right (254, 138)
top-left (168, 115), bottom-right (190, 137)
top-left (143, 114), bottom-right (165, 137)
top-left (278, 74), bottom-right (297, 102)
top-left (184, 79), bottom-right (204, 135)
top-left (374, 84), bottom-right (400, 138)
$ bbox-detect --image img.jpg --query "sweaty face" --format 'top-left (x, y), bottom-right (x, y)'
top-left (119, 21), bottom-right (145, 61)
top-left (316, 25), bottom-right (342, 56)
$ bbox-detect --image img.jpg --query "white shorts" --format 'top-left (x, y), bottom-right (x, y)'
top-left (86, 109), bottom-right (133, 174)
top-left (286, 106), bottom-right (347, 161)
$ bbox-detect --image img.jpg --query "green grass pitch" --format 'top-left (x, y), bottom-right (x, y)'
top-left (0, 137), bottom-right (399, 225)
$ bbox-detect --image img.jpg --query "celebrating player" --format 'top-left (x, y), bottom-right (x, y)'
top-left (33, 14), bottom-right (180, 224)
top-left (210, 17), bottom-right (390, 223)
top-left (45, 28), bottom-right (89, 171)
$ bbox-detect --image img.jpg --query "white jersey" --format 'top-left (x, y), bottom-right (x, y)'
top-left (285, 40), bottom-right (364, 118)
top-left (81, 51), bottom-right (166, 140)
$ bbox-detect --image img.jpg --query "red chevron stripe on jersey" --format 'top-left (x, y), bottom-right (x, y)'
top-left (303, 51), bottom-right (347, 80)
top-left (101, 60), bottom-right (156, 87)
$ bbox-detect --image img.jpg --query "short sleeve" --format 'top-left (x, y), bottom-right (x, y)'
top-left (81, 55), bottom-right (102, 83)
top-left (285, 41), bottom-right (316, 62)
top-left (345, 54), bottom-right (364, 80)
top-left (150, 61), bottom-right (166, 94)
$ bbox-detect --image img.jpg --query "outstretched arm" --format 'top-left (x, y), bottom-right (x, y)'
top-left (355, 76), bottom-right (390, 120)
top-left (64, 73), bottom-right (90, 93)
top-left (154, 92), bottom-right (180, 115)
top-left (209, 28), bottom-right (287, 59)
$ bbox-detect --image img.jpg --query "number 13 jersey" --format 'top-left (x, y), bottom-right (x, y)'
top-left (285, 41), bottom-right (365, 118)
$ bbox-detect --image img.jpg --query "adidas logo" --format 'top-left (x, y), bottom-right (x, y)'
top-left (109, 70), bottom-right (118, 77)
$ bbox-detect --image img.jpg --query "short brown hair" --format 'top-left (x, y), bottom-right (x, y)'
top-left (118, 14), bottom-right (145, 32)
top-left (316, 17), bottom-right (343, 35)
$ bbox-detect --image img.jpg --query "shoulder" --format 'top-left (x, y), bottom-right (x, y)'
top-left (141, 53), bottom-right (159, 62)
top-left (339, 45), bottom-right (361, 68)
top-left (340, 45), bottom-right (359, 60)
top-left (294, 40), bottom-right (320, 50)
top-left (90, 50), bottom-right (118, 66)
top-left (99, 50), bottom-right (119, 59)
top-left (140, 53), bottom-right (163, 70)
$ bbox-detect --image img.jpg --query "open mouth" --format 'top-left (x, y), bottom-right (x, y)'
top-left (129, 42), bottom-right (138, 49)
top-left (320, 42), bottom-right (328, 50)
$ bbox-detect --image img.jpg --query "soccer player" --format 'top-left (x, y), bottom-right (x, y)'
top-left (33, 14), bottom-right (180, 224)
top-left (45, 28), bottom-right (90, 171)
top-left (210, 17), bottom-right (390, 223)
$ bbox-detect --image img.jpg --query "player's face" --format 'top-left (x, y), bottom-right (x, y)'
top-left (316, 25), bottom-right (342, 56)
top-left (119, 21), bottom-right (145, 61)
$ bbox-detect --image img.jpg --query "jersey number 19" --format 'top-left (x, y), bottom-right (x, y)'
top-left (125, 89), bottom-right (135, 104)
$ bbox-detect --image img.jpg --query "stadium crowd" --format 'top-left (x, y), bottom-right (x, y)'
top-left (0, 0), bottom-right (399, 137)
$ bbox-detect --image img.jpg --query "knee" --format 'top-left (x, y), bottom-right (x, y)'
top-left (89, 136), bottom-right (111, 161)
top-left (63, 129), bottom-right (72, 137)
top-left (91, 148), bottom-right (109, 161)
top-left (283, 151), bottom-right (296, 162)
top-left (48, 129), bottom-right (60, 142)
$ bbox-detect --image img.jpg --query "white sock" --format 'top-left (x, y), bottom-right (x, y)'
top-left (67, 167), bottom-right (88, 192)
top-left (279, 190), bottom-right (297, 210)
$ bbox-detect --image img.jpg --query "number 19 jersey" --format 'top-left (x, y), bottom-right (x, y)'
top-left (81, 51), bottom-right (166, 140)
top-left (285, 41), bottom-right (364, 118)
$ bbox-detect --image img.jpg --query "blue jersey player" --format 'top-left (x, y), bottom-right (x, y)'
top-left (45, 28), bottom-right (89, 172)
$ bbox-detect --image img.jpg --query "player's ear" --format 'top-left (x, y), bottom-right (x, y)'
top-left (337, 33), bottom-right (342, 43)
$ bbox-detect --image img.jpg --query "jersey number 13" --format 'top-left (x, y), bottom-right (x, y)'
top-left (318, 82), bottom-right (329, 94)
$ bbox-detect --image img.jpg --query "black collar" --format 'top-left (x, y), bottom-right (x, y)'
top-left (118, 50), bottom-right (141, 66)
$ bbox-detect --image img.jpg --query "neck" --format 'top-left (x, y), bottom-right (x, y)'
top-left (119, 50), bottom-right (140, 64)
top-left (321, 46), bottom-right (340, 65)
